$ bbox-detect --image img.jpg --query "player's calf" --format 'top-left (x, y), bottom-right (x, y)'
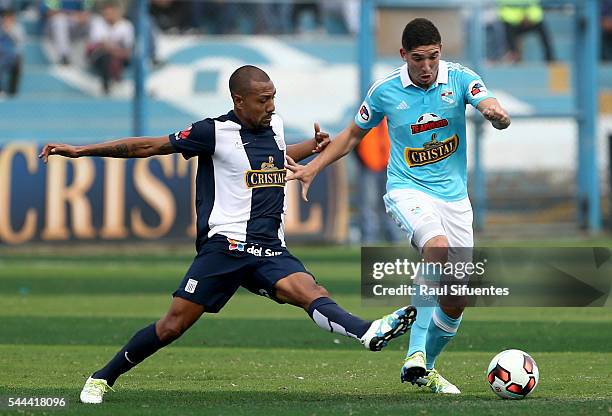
top-left (81, 298), bottom-right (204, 401)
top-left (307, 296), bottom-right (372, 340)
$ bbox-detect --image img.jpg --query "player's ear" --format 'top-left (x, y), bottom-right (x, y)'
top-left (232, 93), bottom-right (244, 109)
top-left (400, 48), bottom-right (407, 62)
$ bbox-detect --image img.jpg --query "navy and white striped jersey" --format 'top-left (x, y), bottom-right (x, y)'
top-left (169, 110), bottom-right (288, 251)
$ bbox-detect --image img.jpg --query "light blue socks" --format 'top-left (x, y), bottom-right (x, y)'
top-left (406, 272), bottom-right (438, 357)
top-left (425, 306), bottom-right (462, 370)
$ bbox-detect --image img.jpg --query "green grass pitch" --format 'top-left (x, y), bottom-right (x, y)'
top-left (0, 245), bottom-right (611, 415)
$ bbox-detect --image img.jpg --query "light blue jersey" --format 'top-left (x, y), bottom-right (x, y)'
top-left (355, 61), bottom-right (494, 201)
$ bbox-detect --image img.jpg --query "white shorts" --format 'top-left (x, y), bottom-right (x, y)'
top-left (383, 188), bottom-right (473, 251)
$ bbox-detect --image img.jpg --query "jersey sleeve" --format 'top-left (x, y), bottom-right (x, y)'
top-left (354, 88), bottom-right (385, 130)
top-left (460, 67), bottom-right (495, 108)
top-left (169, 119), bottom-right (215, 159)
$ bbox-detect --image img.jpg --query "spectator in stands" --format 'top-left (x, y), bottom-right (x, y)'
top-left (257, 3), bottom-right (292, 34)
top-left (86, 0), bottom-right (133, 94)
top-left (127, 0), bottom-right (160, 66)
top-left (292, 1), bottom-right (321, 33)
top-left (149, 0), bottom-right (193, 33)
top-left (43, 0), bottom-right (92, 65)
top-left (341, 0), bottom-right (359, 35)
top-left (0, 7), bottom-right (23, 96)
top-left (319, 1), bottom-right (352, 35)
top-left (498, 0), bottom-right (554, 63)
top-left (484, 4), bottom-right (506, 62)
top-left (0, 0), bottom-right (12, 11)
top-left (602, 0), bottom-right (612, 61)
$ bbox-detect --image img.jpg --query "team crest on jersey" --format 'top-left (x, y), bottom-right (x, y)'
top-left (176, 125), bottom-right (192, 140)
top-left (469, 80), bottom-right (488, 99)
top-left (357, 102), bottom-right (371, 123)
top-left (404, 135), bottom-right (459, 167)
top-left (245, 156), bottom-right (286, 189)
top-left (441, 90), bottom-right (455, 104)
top-left (411, 113), bottom-right (449, 134)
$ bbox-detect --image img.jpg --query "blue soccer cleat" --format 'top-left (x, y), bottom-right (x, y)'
top-left (360, 305), bottom-right (417, 351)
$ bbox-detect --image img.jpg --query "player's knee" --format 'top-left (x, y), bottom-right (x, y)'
top-left (156, 316), bottom-right (185, 342)
top-left (314, 284), bottom-right (330, 299)
top-left (423, 236), bottom-right (449, 263)
top-left (291, 285), bottom-right (330, 309)
top-left (440, 304), bottom-right (464, 319)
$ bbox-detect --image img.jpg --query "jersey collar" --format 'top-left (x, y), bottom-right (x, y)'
top-left (400, 60), bottom-right (449, 89)
top-left (227, 110), bottom-right (242, 125)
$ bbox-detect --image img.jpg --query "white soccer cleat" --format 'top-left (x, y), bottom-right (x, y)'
top-left (80, 376), bottom-right (114, 404)
top-left (401, 351), bottom-right (427, 383)
top-left (360, 305), bottom-right (417, 351)
top-left (415, 369), bottom-right (461, 394)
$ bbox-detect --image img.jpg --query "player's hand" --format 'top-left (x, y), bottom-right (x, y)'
top-left (285, 155), bottom-right (315, 202)
top-left (312, 122), bottom-right (331, 153)
top-left (38, 143), bottom-right (79, 163)
top-left (481, 104), bottom-right (511, 130)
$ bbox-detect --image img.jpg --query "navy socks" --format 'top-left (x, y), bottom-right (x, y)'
top-left (93, 323), bottom-right (171, 386)
top-left (307, 297), bottom-right (372, 339)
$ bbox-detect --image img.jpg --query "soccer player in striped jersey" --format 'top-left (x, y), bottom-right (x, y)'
top-left (39, 65), bottom-right (417, 404)
top-left (286, 19), bottom-right (511, 394)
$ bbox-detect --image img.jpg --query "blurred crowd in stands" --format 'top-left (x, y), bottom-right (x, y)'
top-left (603, 0), bottom-right (612, 61)
top-left (0, 0), bottom-right (611, 99)
top-left (0, 7), bottom-right (23, 96)
top-left (0, 0), bottom-right (360, 96)
top-left (146, 0), bottom-right (359, 35)
top-left (487, 0), bottom-right (555, 63)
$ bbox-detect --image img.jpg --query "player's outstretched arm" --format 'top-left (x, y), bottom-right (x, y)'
top-left (286, 122), bottom-right (331, 162)
top-left (286, 122), bottom-right (368, 201)
top-left (38, 136), bottom-right (176, 164)
top-left (477, 98), bottom-right (511, 130)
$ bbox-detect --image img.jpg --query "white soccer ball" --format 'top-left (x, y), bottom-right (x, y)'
top-left (417, 112), bottom-right (440, 124)
top-left (487, 349), bottom-right (539, 399)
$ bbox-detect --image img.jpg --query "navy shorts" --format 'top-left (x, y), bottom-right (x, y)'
top-left (173, 236), bottom-right (312, 313)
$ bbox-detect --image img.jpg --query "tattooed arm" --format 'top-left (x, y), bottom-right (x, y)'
top-left (38, 136), bottom-right (176, 163)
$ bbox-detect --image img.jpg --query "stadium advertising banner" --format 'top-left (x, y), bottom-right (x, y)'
top-left (0, 142), bottom-right (348, 245)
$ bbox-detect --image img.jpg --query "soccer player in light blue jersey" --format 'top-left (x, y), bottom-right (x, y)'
top-left (287, 18), bottom-right (511, 394)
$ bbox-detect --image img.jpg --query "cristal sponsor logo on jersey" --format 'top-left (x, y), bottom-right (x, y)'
top-left (357, 102), bottom-right (371, 123)
top-left (176, 125), bottom-right (192, 140)
top-left (469, 80), bottom-right (488, 99)
top-left (410, 113), bottom-right (449, 134)
top-left (404, 134), bottom-right (459, 168)
top-left (245, 156), bottom-right (286, 188)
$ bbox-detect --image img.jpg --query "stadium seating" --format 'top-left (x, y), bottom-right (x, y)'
top-left (1, 8), bottom-right (609, 145)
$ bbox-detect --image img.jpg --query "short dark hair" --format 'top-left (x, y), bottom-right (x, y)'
top-left (0, 8), bottom-right (16, 17)
top-left (99, 0), bottom-right (121, 10)
top-left (229, 65), bottom-right (270, 96)
top-left (402, 18), bottom-right (442, 51)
